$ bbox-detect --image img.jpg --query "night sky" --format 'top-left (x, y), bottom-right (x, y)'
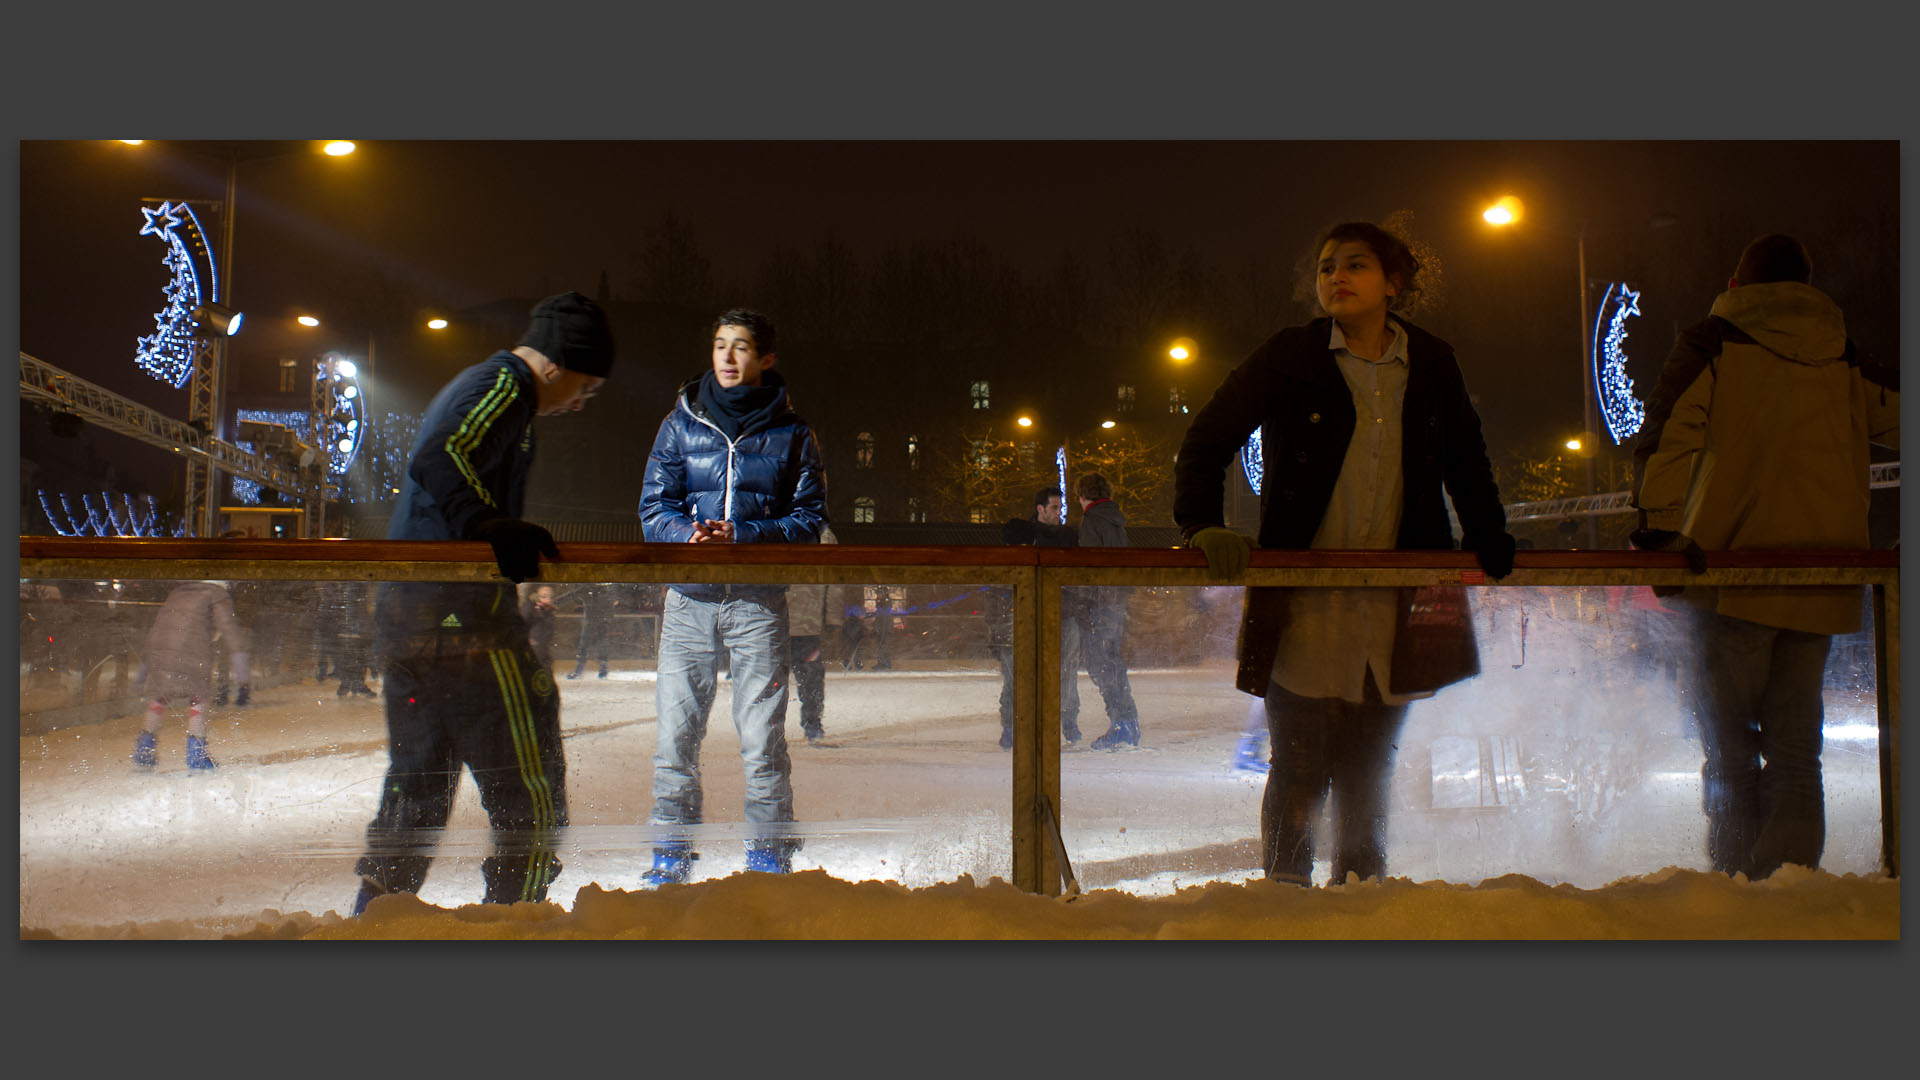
top-left (16, 138), bottom-right (1900, 517)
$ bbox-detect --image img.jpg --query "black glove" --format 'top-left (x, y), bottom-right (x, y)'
top-left (235, 684), bottom-right (251, 708)
top-left (1466, 532), bottom-right (1517, 581)
top-left (1629, 529), bottom-right (1708, 574)
top-left (470, 517), bottom-right (560, 583)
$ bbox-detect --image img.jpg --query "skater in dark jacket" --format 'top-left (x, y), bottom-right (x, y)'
top-left (351, 291), bottom-right (613, 916)
top-left (1073, 473), bottom-right (1142, 750)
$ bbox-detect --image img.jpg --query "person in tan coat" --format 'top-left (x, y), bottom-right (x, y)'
top-left (1631, 233), bottom-right (1899, 880)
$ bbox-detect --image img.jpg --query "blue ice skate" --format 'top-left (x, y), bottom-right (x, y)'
top-left (185, 734), bottom-right (217, 770)
top-left (639, 846), bottom-right (696, 888)
top-left (132, 730), bottom-right (158, 769)
top-left (744, 844), bottom-right (792, 874)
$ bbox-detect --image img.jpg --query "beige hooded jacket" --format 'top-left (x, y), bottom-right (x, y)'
top-left (1634, 282), bottom-right (1898, 634)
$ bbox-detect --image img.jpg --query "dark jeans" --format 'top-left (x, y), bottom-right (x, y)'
top-left (1076, 592), bottom-right (1137, 730)
top-left (792, 633), bottom-right (826, 734)
top-left (1260, 671), bottom-right (1409, 886)
top-left (575, 613), bottom-right (610, 668)
top-left (1697, 611), bottom-right (1832, 878)
top-left (993, 614), bottom-right (1082, 736)
top-left (355, 642), bottom-right (567, 904)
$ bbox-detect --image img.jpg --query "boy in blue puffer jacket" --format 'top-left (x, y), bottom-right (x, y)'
top-left (638, 308), bottom-right (828, 885)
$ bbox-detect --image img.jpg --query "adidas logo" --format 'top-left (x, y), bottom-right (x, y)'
top-left (440, 613), bottom-right (463, 628)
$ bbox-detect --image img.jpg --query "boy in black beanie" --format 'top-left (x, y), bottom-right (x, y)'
top-left (351, 291), bottom-right (613, 915)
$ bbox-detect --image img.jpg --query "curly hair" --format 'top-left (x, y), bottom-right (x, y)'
top-left (1074, 473), bottom-right (1112, 501)
top-left (1292, 211), bottom-right (1445, 321)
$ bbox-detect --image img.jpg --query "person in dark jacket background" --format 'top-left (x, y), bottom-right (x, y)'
top-left (350, 291), bottom-right (612, 916)
top-left (521, 584), bottom-right (559, 671)
top-left (1074, 473), bottom-right (1142, 749)
top-left (638, 308), bottom-right (827, 885)
top-left (1174, 221), bottom-right (1514, 887)
top-left (992, 486), bottom-right (1082, 749)
top-left (568, 584), bottom-right (614, 679)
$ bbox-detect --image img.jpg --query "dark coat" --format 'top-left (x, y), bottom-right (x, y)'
top-left (1172, 317), bottom-right (1509, 696)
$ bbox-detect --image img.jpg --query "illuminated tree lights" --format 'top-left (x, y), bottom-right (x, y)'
top-left (37, 491), bottom-right (187, 537)
top-left (1241, 426), bottom-right (1264, 495)
top-left (1593, 282), bottom-right (1647, 444)
top-left (132, 201), bottom-right (220, 389)
top-left (1055, 446), bottom-right (1067, 504)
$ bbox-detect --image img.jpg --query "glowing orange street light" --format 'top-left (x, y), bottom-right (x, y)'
top-left (1168, 336), bottom-right (1198, 364)
top-left (1482, 196), bottom-right (1524, 226)
top-left (1015, 415), bottom-right (1034, 428)
top-left (323, 141), bottom-right (356, 156)
top-left (1565, 437), bottom-right (1583, 452)
top-left (1100, 420), bottom-right (1116, 429)
top-left (426, 318), bottom-right (449, 330)
top-left (297, 315), bottom-right (320, 327)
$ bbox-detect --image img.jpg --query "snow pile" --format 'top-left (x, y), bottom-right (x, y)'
top-left (23, 864), bottom-right (1897, 940)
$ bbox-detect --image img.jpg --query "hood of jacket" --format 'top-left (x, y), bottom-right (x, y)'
top-left (1708, 282), bottom-right (1847, 366)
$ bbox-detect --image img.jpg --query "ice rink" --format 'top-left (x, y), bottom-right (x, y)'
top-left (19, 625), bottom-right (1889, 934)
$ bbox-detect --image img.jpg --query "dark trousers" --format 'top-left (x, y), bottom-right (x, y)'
top-left (1697, 612), bottom-right (1833, 878)
top-left (792, 634), bottom-right (825, 734)
top-left (1260, 671), bottom-right (1410, 886)
top-left (355, 643), bottom-right (568, 904)
top-left (992, 616), bottom-right (1082, 738)
top-left (574, 614), bottom-right (610, 670)
top-left (1077, 593), bottom-right (1137, 730)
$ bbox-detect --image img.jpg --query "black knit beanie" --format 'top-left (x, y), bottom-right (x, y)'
top-left (517, 291), bottom-right (616, 378)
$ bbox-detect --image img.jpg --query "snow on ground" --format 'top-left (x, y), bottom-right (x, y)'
top-left (20, 650), bottom-right (1898, 940)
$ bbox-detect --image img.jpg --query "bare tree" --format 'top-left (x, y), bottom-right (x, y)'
top-left (629, 210), bottom-right (716, 311)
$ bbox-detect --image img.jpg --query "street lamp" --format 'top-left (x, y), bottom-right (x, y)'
top-left (1481, 197), bottom-right (1675, 547)
top-left (426, 318), bottom-right (449, 330)
top-left (117, 139), bottom-right (357, 535)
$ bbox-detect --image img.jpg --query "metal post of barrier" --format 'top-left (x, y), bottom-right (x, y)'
top-left (1009, 564), bottom-right (1047, 894)
top-left (1874, 582), bottom-right (1900, 878)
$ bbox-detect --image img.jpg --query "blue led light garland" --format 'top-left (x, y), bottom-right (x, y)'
top-left (1240, 426), bottom-right (1264, 495)
top-left (1592, 282), bottom-right (1647, 444)
top-left (37, 490), bottom-right (186, 537)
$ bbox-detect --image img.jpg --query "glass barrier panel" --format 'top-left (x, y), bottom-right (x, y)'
top-left (19, 575), bottom-right (1014, 931)
top-left (1057, 583), bottom-right (1885, 892)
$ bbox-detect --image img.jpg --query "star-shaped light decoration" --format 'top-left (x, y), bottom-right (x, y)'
top-left (138, 201), bottom-right (182, 238)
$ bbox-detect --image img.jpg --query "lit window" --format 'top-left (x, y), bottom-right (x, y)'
top-left (853, 496), bottom-right (875, 523)
top-left (855, 432), bottom-right (875, 469)
top-left (1168, 385), bottom-right (1184, 413)
top-left (969, 507), bottom-right (989, 524)
top-left (1017, 441), bottom-right (1036, 469)
top-left (1118, 384), bottom-right (1135, 414)
top-left (906, 435), bottom-right (920, 471)
top-left (907, 496), bottom-right (924, 523)
top-left (279, 359), bottom-right (299, 393)
top-left (970, 380), bottom-right (990, 410)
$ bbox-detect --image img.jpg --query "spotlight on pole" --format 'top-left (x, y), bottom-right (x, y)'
top-left (192, 302), bottom-right (243, 336)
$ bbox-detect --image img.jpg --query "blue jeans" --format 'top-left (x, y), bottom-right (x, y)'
top-left (652, 588), bottom-right (796, 851)
top-left (1697, 611), bottom-right (1832, 878)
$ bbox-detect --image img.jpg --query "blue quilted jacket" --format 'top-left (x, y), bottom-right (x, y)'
top-left (639, 372), bottom-right (828, 600)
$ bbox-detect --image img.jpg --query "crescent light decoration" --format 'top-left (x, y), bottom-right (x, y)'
top-left (1593, 282), bottom-right (1647, 444)
top-left (132, 200), bottom-right (220, 389)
